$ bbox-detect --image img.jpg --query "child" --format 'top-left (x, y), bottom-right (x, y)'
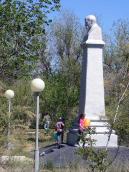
top-left (55, 117), bottom-right (64, 148)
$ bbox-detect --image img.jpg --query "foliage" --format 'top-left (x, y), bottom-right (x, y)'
top-left (0, 79), bottom-right (35, 151)
top-left (40, 11), bottom-right (84, 126)
top-left (0, 0), bottom-right (60, 82)
top-left (107, 93), bottom-right (129, 145)
top-left (0, 8), bottom-right (83, 127)
top-left (77, 127), bottom-right (108, 172)
top-left (1, 5), bottom-right (129, 163)
top-left (39, 73), bottom-right (80, 127)
top-left (104, 19), bottom-right (129, 144)
top-left (49, 10), bottom-right (83, 72)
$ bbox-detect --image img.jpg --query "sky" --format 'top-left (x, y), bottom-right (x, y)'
top-left (52, 0), bottom-right (129, 34)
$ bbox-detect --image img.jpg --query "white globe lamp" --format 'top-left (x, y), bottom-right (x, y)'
top-left (5, 90), bottom-right (14, 99)
top-left (31, 78), bottom-right (45, 172)
top-left (31, 78), bottom-right (45, 93)
top-left (5, 89), bottom-right (14, 150)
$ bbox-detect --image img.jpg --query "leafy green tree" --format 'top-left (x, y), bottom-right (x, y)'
top-left (0, 0), bottom-right (60, 82)
top-left (49, 10), bottom-right (83, 71)
top-left (104, 19), bottom-right (129, 144)
top-left (38, 11), bottom-right (84, 125)
top-left (36, 73), bottom-right (79, 127)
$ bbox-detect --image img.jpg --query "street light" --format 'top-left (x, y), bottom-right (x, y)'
top-left (5, 89), bottom-right (15, 150)
top-left (31, 78), bottom-right (45, 172)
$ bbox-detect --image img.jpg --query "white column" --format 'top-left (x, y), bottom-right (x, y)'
top-left (79, 40), bottom-right (105, 120)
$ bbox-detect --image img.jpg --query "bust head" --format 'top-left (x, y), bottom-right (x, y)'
top-left (85, 15), bottom-right (96, 31)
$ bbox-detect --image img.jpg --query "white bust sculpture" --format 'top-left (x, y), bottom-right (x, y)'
top-left (82, 15), bottom-right (103, 46)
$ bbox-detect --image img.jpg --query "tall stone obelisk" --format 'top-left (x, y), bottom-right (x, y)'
top-left (78, 15), bottom-right (117, 147)
top-left (67, 15), bottom-right (117, 147)
top-left (79, 15), bottom-right (105, 120)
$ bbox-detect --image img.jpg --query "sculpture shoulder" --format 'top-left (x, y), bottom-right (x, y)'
top-left (88, 24), bottom-right (102, 40)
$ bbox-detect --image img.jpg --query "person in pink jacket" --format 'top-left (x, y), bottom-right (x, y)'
top-left (79, 113), bottom-right (85, 133)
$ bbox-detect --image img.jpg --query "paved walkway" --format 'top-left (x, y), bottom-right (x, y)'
top-left (39, 144), bottom-right (83, 167)
top-left (39, 144), bottom-right (129, 170)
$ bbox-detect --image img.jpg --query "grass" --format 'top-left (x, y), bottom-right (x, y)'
top-left (0, 129), bottom-right (55, 156)
top-left (1, 129), bottom-right (129, 172)
top-left (1, 156), bottom-right (129, 172)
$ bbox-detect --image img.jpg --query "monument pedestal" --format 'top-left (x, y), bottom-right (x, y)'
top-left (67, 40), bottom-right (118, 147)
top-left (89, 120), bottom-right (117, 147)
top-left (67, 120), bottom-right (118, 147)
top-left (79, 40), bottom-right (106, 117)
top-left (79, 39), bottom-right (117, 147)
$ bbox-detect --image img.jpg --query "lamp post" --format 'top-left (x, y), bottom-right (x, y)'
top-left (5, 89), bottom-right (15, 150)
top-left (31, 78), bottom-right (45, 172)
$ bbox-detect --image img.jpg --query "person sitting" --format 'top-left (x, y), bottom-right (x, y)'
top-left (77, 113), bottom-right (91, 147)
top-left (79, 113), bottom-right (85, 132)
top-left (75, 113), bottom-right (85, 147)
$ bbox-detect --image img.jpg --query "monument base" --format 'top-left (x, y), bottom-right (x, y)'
top-left (89, 120), bottom-right (118, 147)
top-left (89, 133), bottom-right (117, 147)
top-left (67, 120), bottom-right (118, 147)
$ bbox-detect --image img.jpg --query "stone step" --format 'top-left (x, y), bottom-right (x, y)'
top-left (88, 133), bottom-right (118, 147)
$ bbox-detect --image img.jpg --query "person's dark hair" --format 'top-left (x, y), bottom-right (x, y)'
top-left (79, 113), bottom-right (85, 119)
top-left (61, 117), bottom-right (65, 123)
top-left (58, 116), bottom-right (65, 123)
